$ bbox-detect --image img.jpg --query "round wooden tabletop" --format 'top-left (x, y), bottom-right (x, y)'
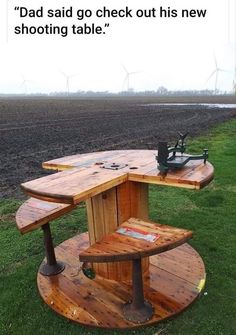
top-left (23, 150), bottom-right (212, 329)
top-left (21, 150), bottom-right (214, 204)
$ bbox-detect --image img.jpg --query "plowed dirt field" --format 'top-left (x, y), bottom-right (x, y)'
top-left (1, 97), bottom-right (235, 198)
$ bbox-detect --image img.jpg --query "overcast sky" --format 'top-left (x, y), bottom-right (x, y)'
top-left (0, 0), bottom-right (235, 94)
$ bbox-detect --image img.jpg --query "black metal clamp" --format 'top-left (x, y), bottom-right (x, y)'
top-left (156, 132), bottom-right (208, 174)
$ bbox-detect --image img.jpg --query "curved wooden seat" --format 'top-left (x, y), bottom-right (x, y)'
top-left (16, 198), bottom-right (76, 276)
top-left (79, 217), bottom-right (193, 263)
top-left (16, 198), bottom-right (76, 234)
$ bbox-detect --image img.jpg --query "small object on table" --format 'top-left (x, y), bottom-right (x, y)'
top-left (82, 262), bottom-right (96, 279)
top-left (156, 132), bottom-right (208, 173)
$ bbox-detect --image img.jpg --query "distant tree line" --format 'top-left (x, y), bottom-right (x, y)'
top-left (0, 87), bottom-right (234, 97)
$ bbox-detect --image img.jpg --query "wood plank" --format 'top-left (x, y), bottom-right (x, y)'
top-left (87, 182), bottom-right (150, 281)
top-left (38, 274), bottom-right (125, 327)
top-left (87, 193), bottom-right (108, 276)
top-left (60, 232), bottom-right (89, 255)
top-left (37, 234), bottom-right (206, 329)
top-left (117, 181), bottom-right (150, 279)
top-left (116, 182), bottom-right (131, 224)
top-left (86, 188), bottom-right (120, 279)
top-left (79, 217), bottom-right (192, 263)
top-left (117, 181), bottom-right (149, 223)
top-left (91, 193), bottom-right (105, 241)
top-left (43, 150), bottom-right (156, 171)
top-left (21, 166), bottom-right (128, 204)
top-left (129, 161), bottom-right (214, 190)
top-left (151, 249), bottom-right (205, 286)
top-left (42, 150), bottom-right (129, 170)
top-left (102, 188), bottom-right (118, 235)
top-left (130, 182), bottom-right (149, 219)
top-left (38, 277), bottom-right (101, 327)
top-left (101, 189), bottom-right (120, 279)
top-left (22, 150), bottom-right (214, 204)
top-left (15, 198), bottom-right (75, 234)
top-left (85, 199), bottom-right (96, 244)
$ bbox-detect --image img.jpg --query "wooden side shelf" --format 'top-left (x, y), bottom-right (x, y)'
top-left (80, 217), bottom-right (193, 263)
top-left (37, 233), bottom-right (206, 329)
top-left (16, 198), bottom-right (75, 276)
top-left (80, 218), bottom-right (193, 323)
top-left (16, 198), bottom-right (75, 234)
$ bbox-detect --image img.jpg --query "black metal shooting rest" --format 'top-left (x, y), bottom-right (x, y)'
top-left (157, 132), bottom-right (208, 173)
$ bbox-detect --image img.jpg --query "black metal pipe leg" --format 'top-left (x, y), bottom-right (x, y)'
top-left (39, 223), bottom-right (65, 276)
top-left (123, 258), bottom-right (153, 323)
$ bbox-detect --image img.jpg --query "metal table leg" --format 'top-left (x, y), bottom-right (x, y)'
top-left (123, 258), bottom-right (154, 323)
top-left (39, 223), bottom-right (65, 276)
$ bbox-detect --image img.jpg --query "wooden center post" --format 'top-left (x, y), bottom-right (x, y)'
top-left (86, 181), bottom-right (149, 281)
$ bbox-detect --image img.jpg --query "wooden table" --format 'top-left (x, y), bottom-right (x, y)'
top-left (21, 150), bottom-right (214, 329)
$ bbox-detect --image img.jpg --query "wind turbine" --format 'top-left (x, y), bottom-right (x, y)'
top-left (233, 80), bottom-right (236, 95)
top-left (60, 71), bottom-right (78, 95)
top-left (122, 65), bottom-right (140, 91)
top-left (21, 75), bottom-right (32, 95)
top-left (228, 0), bottom-right (231, 43)
top-left (233, 67), bottom-right (236, 94)
top-left (206, 55), bottom-right (227, 94)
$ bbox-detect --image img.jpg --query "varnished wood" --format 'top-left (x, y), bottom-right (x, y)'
top-left (129, 182), bottom-right (149, 219)
top-left (21, 150), bottom-right (214, 203)
top-left (79, 217), bottom-right (193, 263)
top-left (129, 161), bottom-right (214, 189)
top-left (85, 183), bottom-right (149, 281)
top-left (19, 150), bottom-right (212, 329)
top-left (115, 181), bottom-right (149, 281)
top-left (37, 233), bottom-right (206, 329)
top-left (15, 198), bottom-right (76, 234)
top-left (85, 188), bottom-right (118, 279)
top-left (42, 150), bottom-right (155, 171)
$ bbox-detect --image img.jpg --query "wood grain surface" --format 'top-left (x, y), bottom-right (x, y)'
top-left (85, 182), bottom-right (149, 281)
top-left (79, 217), bottom-right (193, 263)
top-left (37, 232), bottom-right (206, 329)
top-left (16, 198), bottom-right (76, 234)
top-left (21, 150), bottom-right (214, 204)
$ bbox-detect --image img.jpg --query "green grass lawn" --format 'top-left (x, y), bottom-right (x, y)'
top-left (1, 119), bottom-right (236, 335)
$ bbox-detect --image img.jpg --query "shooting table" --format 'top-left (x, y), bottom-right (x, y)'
top-left (21, 150), bottom-right (214, 329)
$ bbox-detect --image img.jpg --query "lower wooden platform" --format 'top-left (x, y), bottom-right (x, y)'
top-left (37, 233), bottom-right (206, 329)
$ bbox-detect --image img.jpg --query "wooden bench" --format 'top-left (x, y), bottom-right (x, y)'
top-left (79, 217), bottom-right (193, 324)
top-left (16, 198), bottom-right (76, 275)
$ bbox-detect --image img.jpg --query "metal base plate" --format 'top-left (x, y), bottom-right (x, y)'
top-left (39, 261), bottom-right (65, 276)
top-left (123, 300), bottom-right (154, 324)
